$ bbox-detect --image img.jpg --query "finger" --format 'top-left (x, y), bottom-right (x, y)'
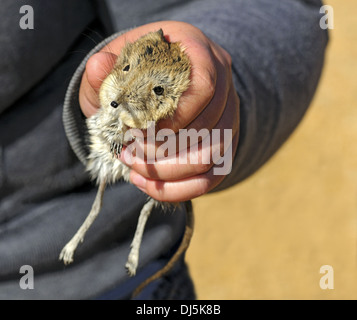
top-left (184, 54), bottom-right (231, 131)
top-left (164, 39), bottom-right (233, 132)
top-left (157, 36), bottom-right (217, 133)
top-left (86, 51), bottom-right (117, 91)
top-left (79, 75), bottom-right (99, 118)
top-left (79, 52), bottom-right (117, 118)
top-left (158, 30), bottom-right (234, 132)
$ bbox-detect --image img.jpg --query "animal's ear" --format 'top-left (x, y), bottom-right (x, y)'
top-left (155, 28), bottom-right (169, 43)
top-left (117, 41), bottom-right (134, 66)
top-left (156, 29), bottom-right (164, 39)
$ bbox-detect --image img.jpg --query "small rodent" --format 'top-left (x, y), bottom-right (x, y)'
top-left (59, 29), bottom-right (193, 295)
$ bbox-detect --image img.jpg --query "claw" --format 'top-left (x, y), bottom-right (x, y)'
top-left (125, 257), bottom-right (138, 277)
top-left (116, 143), bottom-right (122, 156)
top-left (110, 142), bottom-right (123, 158)
top-left (59, 242), bottom-right (75, 265)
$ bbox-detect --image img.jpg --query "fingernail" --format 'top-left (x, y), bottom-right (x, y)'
top-left (131, 172), bottom-right (147, 191)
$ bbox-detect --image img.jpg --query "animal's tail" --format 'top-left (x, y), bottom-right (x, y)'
top-left (132, 201), bottom-right (194, 298)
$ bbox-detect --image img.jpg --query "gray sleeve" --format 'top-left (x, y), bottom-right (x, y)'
top-left (64, 0), bottom-right (329, 191)
top-left (163, 0), bottom-right (329, 191)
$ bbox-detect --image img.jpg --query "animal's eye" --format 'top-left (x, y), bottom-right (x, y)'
top-left (110, 101), bottom-right (119, 108)
top-left (153, 86), bottom-right (164, 96)
top-left (123, 65), bottom-right (130, 72)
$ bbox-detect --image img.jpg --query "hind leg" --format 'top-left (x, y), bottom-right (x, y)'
top-left (59, 179), bottom-right (106, 264)
top-left (126, 197), bottom-right (156, 276)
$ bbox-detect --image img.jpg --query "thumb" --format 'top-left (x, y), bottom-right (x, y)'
top-left (79, 51), bottom-right (117, 118)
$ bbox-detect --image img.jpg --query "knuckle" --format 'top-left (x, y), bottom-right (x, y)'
top-left (194, 162), bottom-right (214, 175)
top-left (201, 68), bottom-right (216, 102)
top-left (222, 49), bottom-right (232, 69)
top-left (194, 53), bottom-right (217, 104)
top-left (194, 178), bottom-right (211, 198)
top-left (148, 180), bottom-right (167, 202)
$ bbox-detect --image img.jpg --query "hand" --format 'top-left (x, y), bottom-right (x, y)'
top-left (79, 21), bottom-right (240, 202)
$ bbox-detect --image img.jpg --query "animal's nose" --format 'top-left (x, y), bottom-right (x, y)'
top-left (111, 101), bottom-right (119, 108)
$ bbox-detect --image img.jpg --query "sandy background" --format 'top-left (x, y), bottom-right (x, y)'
top-left (187, 0), bottom-right (357, 299)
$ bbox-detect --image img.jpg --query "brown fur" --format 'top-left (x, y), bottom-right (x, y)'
top-left (99, 29), bottom-right (190, 129)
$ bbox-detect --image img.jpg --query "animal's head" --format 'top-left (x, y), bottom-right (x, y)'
top-left (99, 29), bottom-right (191, 129)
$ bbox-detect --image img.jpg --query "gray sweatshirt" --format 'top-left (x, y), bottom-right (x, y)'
top-left (0, 0), bottom-right (328, 299)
